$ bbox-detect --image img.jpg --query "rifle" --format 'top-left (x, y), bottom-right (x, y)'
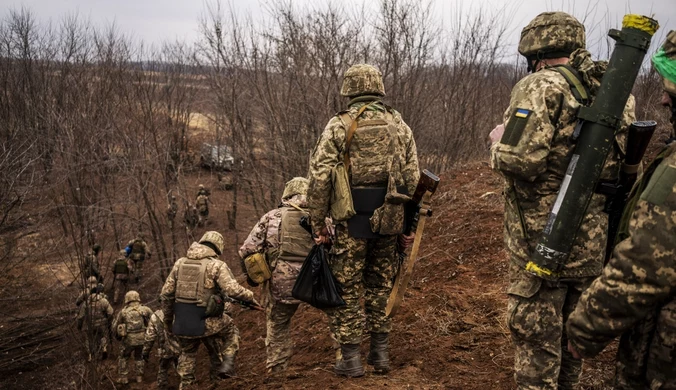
top-left (224, 295), bottom-right (264, 312)
top-left (386, 169), bottom-right (440, 317)
top-left (601, 121), bottom-right (656, 264)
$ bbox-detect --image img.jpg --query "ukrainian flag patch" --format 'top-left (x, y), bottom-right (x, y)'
top-left (515, 108), bottom-right (530, 118)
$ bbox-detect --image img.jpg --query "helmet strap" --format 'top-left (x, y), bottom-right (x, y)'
top-left (202, 241), bottom-right (222, 256)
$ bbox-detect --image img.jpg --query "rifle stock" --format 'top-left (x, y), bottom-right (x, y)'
top-left (605, 120), bottom-right (657, 264)
top-left (404, 170), bottom-right (440, 235)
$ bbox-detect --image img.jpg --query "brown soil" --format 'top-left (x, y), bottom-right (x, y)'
top-left (0, 161), bottom-right (618, 389)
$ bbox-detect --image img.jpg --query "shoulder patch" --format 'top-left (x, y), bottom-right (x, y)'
top-left (640, 161), bottom-right (676, 206)
top-left (501, 108), bottom-right (532, 146)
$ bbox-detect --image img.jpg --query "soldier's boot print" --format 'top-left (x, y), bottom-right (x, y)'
top-left (335, 344), bottom-right (365, 377)
top-left (216, 354), bottom-right (236, 378)
top-left (367, 332), bottom-right (390, 374)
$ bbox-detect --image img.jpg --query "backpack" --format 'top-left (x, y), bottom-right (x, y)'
top-left (124, 306), bottom-right (148, 334)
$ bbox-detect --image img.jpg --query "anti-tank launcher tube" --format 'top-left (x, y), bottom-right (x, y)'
top-left (526, 15), bottom-right (659, 280)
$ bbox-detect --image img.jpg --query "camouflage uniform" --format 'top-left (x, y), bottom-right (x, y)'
top-left (113, 291), bottom-right (153, 384)
top-left (112, 250), bottom-right (134, 304)
top-left (566, 30), bottom-right (676, 390)
top-left (143, 310), bottom-right (180, 389)
top-left (160, 232), bottom-right (257, 389)
top-left (307, 64), bottom-right (419, 376)
top-left (76, 290), bottom-right (113, 360)
top-left (196, 194), bottom-right (209, 226)
top-left (490, 12), bottom-right (635, 389)
top-left (82, 244), bottom-right (102, 282)
top-left (126, 237), bottom-right (151, 283)
top-left (239, 177), bottom-right (312, 372)
top-left (167, 196), bottom-right (178, 229)
top-left (76, 276), bottom-right (100, 307)
top-left (184, 204), bottom-right (198, 239)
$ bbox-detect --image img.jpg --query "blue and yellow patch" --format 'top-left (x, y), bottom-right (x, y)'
top-left (515, 108), bottom-right (530, 118)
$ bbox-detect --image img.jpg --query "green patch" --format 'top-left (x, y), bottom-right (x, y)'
top-left (501, 108), bottom-right (532, 146)
top-left (640, 163), bottom-right (676, 206)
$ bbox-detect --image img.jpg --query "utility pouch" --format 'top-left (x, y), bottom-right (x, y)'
top-left (244, 253), bottom-right (272, 284)
top-left (116, 323), bottom-right (127, 338)
top-left (330, 161), bottom-right (356, 221)
top-left (370, 177), bottom-right (410, 236)
top-left (205, 293), bottom-right (225, 318)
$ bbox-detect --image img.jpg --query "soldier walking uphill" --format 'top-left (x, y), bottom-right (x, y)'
top-left (196, 184), bottom-right (211, 227)
top-left (239, 177), bottom-right (313, 373)
top-left (126, 235), bottom-right (151, 283)
top-left (489, 12), bottom-right (635, 389)
top-left (82, 244), bottom-right (102, 282)
top-left (160, 231), bottom-right (261, 389)
top-left (112, 249), bottom-right (134, 304)
top-left (76, 283), bottom-right (113, 361)
top-left (307, 64), bottom-right (419, 377)
top-left (167, 195), bottom-right (178, 229)
top-left (113, 290), bottom-right (153, 384)
top-left (143, 309), bottom-right (180, 390)
top-left (76, 276), bottom-right (100, 307)
top-left (566, 30), bottom-right (676, 390)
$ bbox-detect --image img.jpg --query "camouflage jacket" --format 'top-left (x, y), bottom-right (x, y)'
top-left (127, 239), bottom-right (151, 260)
top-left (566, 142), bottom-right (676, 388)
top-left (82, 252), bottom-right (100, 277)
top-left (160, 242), bottom-right (255, 337)
top-left (307, 97), bottom-right (420, 233)
top-left (76, 293), bottom-right (113, 330)
top-left (239, 194), bottom-right (308, 305)
top-left (143, 310), bottom-right (180, 358)
top-left (196, 194), bottom-right (209, 212)
top-left (113, 301), bottom-right (153, 346)
top-left (490, 49), bottom-right (636, 278)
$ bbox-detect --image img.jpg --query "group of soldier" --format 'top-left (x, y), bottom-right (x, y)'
top-left (72, 10), bottom-right (676, 390)
top-left (166, 185), bottom-right (211, 239)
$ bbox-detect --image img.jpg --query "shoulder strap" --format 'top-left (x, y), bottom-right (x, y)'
top-left (552, 65), bottom-right (590, 106)
top-left (340, 103), bottom-right (373, 170)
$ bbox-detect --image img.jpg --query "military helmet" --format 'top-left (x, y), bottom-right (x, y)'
top-left (124, 290), bottom-right (141, 305)
top-left (653, 30), bottom-right (676, 95)
top-left (282, 177), bottom-right (309, 200)
top-left (87, 276), bottom-right (98, 287)
top-left (119, 249), bottom-right (127, 256)
top-left (519, 12), bottom-right (585, 60)
top-left (199, 184), bottom-right (204, 189)
top-left (92, 244), bottom-right (102, 254)
top-left (340, 64), bottom-right (385, 97)
top-left (199, 231), bottom-right (224, 255)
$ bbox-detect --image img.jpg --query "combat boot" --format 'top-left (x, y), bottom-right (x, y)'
top-left (216, 354), bottom-right (235, 378)
top-left (367, 332), bottom-right (390, 374)
top-left (334, 344), bottom-right (364, 377)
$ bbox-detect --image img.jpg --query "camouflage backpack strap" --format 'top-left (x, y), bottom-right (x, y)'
top-left (551, 64), bottom-right (590, 106)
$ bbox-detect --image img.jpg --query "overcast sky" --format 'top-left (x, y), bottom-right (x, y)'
top-left (2, 0), bottom-right (674, 58)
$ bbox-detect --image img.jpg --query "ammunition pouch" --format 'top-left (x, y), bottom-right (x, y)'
top-left (172, 302), bottom-right (206, 337)
top-left (370, 178), bottom-right (410, 236)
top-left (243, 253), bottom-right (272, 285)
top-left (205, 293), bottom-right (225, 318)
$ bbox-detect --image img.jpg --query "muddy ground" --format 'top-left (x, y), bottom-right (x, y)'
top-left (0, 161), bottom-right (619, 389)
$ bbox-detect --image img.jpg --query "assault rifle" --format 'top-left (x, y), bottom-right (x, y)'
top-left (224, 295), bottom-right (264, 312)
top-left (386, 169), bottom-right (440, 317)
top-left (602, 120), bottom-right (656, 264)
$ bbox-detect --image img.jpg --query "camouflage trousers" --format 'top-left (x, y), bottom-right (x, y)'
top-left (118, 343), bottom-right (144, 382)
top-left (133, 260), bottom-right (144, 282)
top-left (265, 299), bottom-right (300, 371)
top-left (198, 210), bottom-right (209, 227)
top-left (507, 263), bottom-right (594, 390)
top-left (176, 324), bottom-right (240, 388)
top-left (157, 356), bottom-right (179, 389)
top-left (84, 326), bottom-right (108, 359)
top-left (325, 225), bottom-right (398, 345)
top-left (113, 279), bottom-right (128, 304)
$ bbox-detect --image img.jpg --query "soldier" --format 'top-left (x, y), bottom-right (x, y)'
top-left (307, 64), bottom-right (419, 377)
top-left (76, 283), bottom-right (113, 361)
top-left (126, 235), bottom-right (151, 283)
top-left (195, 185), bottom-right (210, 227)
top-left (112, 249), bottom-right (134, 304)
top-left (76, 276), bottom-right (100, 307)
top-left (489, 12), bottom-right (635, 389)
top-left (160, 231), bottom-right (261, 389)
top-left (113, 290), bottom-right (153, 384)
top-left (184, 203), bottom-right (198, 239)
top-left (566, 30), bottom-right (676, 389)
top-left (82, 244), bottom-right (102, 282)
top-left (239, 177), bottom-right (313, 373)
top-left (143, 309), bottom-right (180, 390)
top-left (167, 195), bottom-right (178, 229)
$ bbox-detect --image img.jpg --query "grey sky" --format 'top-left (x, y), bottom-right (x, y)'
top-left (2, 0), bottom-right (675, 56)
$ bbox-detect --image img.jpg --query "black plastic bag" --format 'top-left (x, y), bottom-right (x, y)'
top-left (292, 244), bottom-right (346, 309)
